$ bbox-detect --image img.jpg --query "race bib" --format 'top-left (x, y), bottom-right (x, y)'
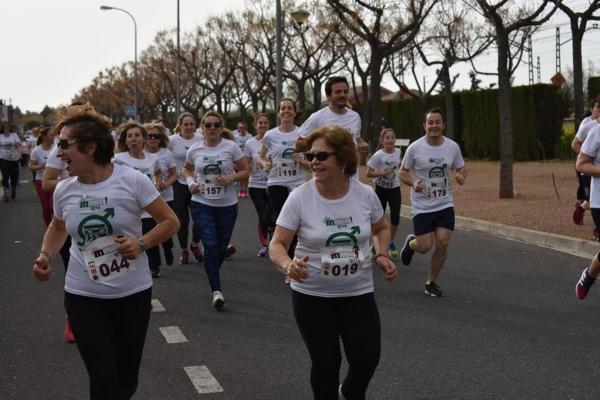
top-left (319, 244), bottom-right (364, 279)
top-left (425, 177), bottom-right (449, 198)
top-left (197, 172), bottom-right (225, 199)
top-left (81, 236), bottom-right (134, 283)
top-left (1, 144), bottom-right (16, 160)
top-left (376, 176), bottom-right (395, 188)
top-left (277, 160), bottom-right (299, 178)
top-left (177, 168), bottom-right (185, 180)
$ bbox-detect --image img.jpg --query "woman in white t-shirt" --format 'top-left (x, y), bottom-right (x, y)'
top-left (114, 123), bottom-right (163, 278)
top-left (0, 121), bottom-right (22, 202)
top-left (366, 129), bottom-right (403, 259)
top-left (269, 125), bottom-right (397, 400)
top-left (28, 126), bottom-right (56, 225)
top-left (244, 113), bottom-right (272, 257)
top-left (32, 104), bottom-right (179, 399)
top-left (183, 111), bottom-right (249, 309)
top-left (145, 123), bottom-right (178, 267)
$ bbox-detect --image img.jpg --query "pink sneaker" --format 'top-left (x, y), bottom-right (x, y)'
top-left (179, 249), bottom-right (190, 264)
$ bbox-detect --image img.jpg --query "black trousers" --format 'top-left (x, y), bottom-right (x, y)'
top-left (0, 158), bottom-right (19, 190)
top-left (64, 288), bottom-right (152, 400)
top-left (172, 181), bottom-right (200, 249)
top-left (267, 185), bottom-right (297, 258)
top-left (292, 291), bottom-right (381, 400)
top-left (374, 186), bottom-right (401, 226)
top-left (141, 217), bottom-right (161, 273)
top-left (249, 187), bottom-right (273, 245)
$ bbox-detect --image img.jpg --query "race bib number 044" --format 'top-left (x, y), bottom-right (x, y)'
top-left (81, 236), bottom-right (134, 283)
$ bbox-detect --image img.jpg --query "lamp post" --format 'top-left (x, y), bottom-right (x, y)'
top-left (100, 5), bottom-right (138, 119)
top-left (176, 0), bottom-right (181, 118)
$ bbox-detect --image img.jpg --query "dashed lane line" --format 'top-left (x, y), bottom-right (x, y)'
top-left (184, 365), bottom-right (224, 394)
top-left (151, 299), bottom-right (166, 312)
top-left (159, 326), bottom-right (188, 344)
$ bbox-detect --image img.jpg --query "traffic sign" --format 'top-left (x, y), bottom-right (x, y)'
top-left (551, 73), bottom-right (566, 86)
top-left (125, 105), bottom-right (136, 117)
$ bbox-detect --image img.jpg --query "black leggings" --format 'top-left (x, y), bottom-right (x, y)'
top-left (142, 218), bottom-right (161, 273)
top-left (268, 185), bottom-right (297, 258)
top-left (375, 186), bottom-right (401, 226)
top-left (162, 200), bottom-right (175, 253)
top-left (249, 187), bottom-right (273, 246)
top-left (64, 288), bottom-right (152, 400)
top-left (292, 291), bottom-right (381, 400)
top-left (577, 172), bottom-right (591, 201)
top-left (0, 158), bottom-right (19, 190)
top-left (172, 181), bottom-right (200, 249)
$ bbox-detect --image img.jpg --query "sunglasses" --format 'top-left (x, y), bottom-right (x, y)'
top-left (58, 138), bottom-right (79, 149)
top-left (147, 134), bottom-right (161, 139)
top-left (305, 151), bottom-right (336, 162)
top-left (203, 122), bottom-right (222, 129)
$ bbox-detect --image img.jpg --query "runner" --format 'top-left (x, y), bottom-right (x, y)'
top-left (28, 126), bottom-right (56, 225)
top-left (366, 128), bottom-right (402, 259)
top-left (145, 122), bottom-right (177, 266)
top-left (183, 111), bottom-right (249, 309)
top-left (571, 95), bottom-right (600, 226)
top-left (244, 113), bottom-right (272, 257)
top-left (0, 121), bottom-right (22, 202)
top-left (114, 123), bottom-right (163, 278)
top-left (168, 112), bottom-right (204, 264)
top-left (269, 125), bottom-right (397, 400)
top-left (399, 107), bottom-right (467, 297)
top-left (32, 104), bottom-right (179, 399)
top-left (575, 122), bottom-right (600, 299)
top-left (233, 120), bottom-right (252, 198)
top-left (258, 98), bottom-right (309, 258)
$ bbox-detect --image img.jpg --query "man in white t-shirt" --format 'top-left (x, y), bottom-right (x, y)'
top-left (571, 95), bottom-right (600, 226)
top-left (398, 107), bottom-right (467, 297)
top-left (297, 76), bottom-right (368, 155)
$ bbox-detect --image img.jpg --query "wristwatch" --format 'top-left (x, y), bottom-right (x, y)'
top-left (138, 237), bottom-right (147, 252)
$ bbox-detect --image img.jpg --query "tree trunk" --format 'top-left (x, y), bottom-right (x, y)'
top-left (497, 34), bottom-right (514, 199)
top-left (369, 48), bottom-right (383, 154)
top-left (571, 19), bottom-right (585, 130)
top-left (441, 63), bottom-right (455, 139)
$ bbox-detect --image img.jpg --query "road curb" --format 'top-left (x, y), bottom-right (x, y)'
top-left (400, 205), bottom-right (597, 260)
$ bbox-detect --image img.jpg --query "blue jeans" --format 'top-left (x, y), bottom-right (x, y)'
top-left (190, 201), bottom-right (238, 292)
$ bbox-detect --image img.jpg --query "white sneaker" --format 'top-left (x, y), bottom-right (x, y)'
top-left (212, 291), bottom-right (225, 309)
top-left (338, 384), bottom-right (344, 399)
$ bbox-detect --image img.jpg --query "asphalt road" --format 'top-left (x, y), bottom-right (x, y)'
top-left (2, 170), bottom-right (599, 400)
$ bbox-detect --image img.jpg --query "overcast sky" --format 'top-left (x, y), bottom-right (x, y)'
top-left (2, 0), bottom-right (599, 113)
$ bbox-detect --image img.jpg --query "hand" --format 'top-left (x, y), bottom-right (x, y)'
top-left (413, 179), bottom-right (424, 192)
top-left (376, 256), bottom-right (397, 282)
top-left (285, 256), bottom-right (309, 283)
top-left (291, 153), bottom-right (303, 163)
top-left (455, 172), bottom-right (466, 185)
top-left (32, 254), bottom-right (54, 281)
top-left (188, 182), bottom-right (200, 194)
top-left (114, 236), bottom-right (143, 260)
top-left (261, 160), bottom-right (272, 171)
top-left (216, 175), bottom-right (233, 186)
top-left (383, 168), bottom-right (393, 176)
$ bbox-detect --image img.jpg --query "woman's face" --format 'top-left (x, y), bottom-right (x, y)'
top-left (146, 128), bottom-right (162, 149)
top-left (202, 116), bottom-right (223, 142)
top-left (255, 117), bottom-right (270, 135)
top-left (308, 137), bottom-right (342, 183)
top-left (180, 116), bottom-right (196, 135)
top-left (44, 130), bottom-right (56, 144)
top-left (2, 123), bottom-right (10, 134)
top-left (57, 126), bottom-right (86, 176)
top-left (125, 127), bottom-right (146, 153)
top-left (381, 132), bottom-right (396, 148)
top-left (278, 100), bottom-right (295, 123)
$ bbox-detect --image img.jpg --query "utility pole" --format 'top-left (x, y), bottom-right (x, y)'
top-left (555, 27), bottom-right (561, 74)
top-left (536, 56), bottom-right (541, 84)
top-left (528, 35), bottom-right (534, 85)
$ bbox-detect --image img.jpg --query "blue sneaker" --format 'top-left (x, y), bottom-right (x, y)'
top-left (388, 243), bottom-right (399, 259)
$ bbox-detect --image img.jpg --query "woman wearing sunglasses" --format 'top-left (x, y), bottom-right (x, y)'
top-left (244, 113), bottom-right (273, 257)
top-left (0, 121), bottom-right (22, 202)
top-left (183, 111), bottom-right (249, 309)
top-left (269, 125), bottom-right (397, 400)
top-left (32, 104), bottom-right (179, 399)
top-left (28, 126), bottom-right (56, 225)
top-left (145, 123), bottom-right (178, 267)
top-left (168, 112), bottom-right (204, 264)
top-left (258, 98), bottom-right (308, 258)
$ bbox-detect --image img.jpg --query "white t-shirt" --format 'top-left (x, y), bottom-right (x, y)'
top-left (113, 152), bottom-right (159, 218)
top-left (277, 178), bottom-right (384, 297)
top-left (401, 136), bottom-right (465, 215)
top-left (23, 136), bottom-right (37, 155)
top-left (168, 134), bottom-right (203, 185)
top-left (298, 106), bottom-right (361, 143)
top-left (580, 125), bottom-right (600, 208)
top-left (234, 132), bottom-right (253, 152)
top-left (152, 147), bottom-right (177, 202)
top-left (30, 144), bottom-right (55, 181)
top-left (576, 117), bottom-right (599, 143)
top-left (243, 137), bottom-right (268, 189)
top-left (0, 133), bottom-right (21, 161)
top-left (53, 164), bottom-right (159, 299)
top-left (45, 145), bottom-right (70, 179)
top-left (186, 139), bottom-right (244, 207)
top-left (260, 126), bottom-right (306, 187)
top-left (367, 148), bottom-right (402, 189)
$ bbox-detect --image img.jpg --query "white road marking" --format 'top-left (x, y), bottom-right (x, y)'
top-left (151, 299), bottom-right (165, 312)
top-left (159, 326), bottom-right (188, 344)
top-left (184, 366), bottom-right (224, 394)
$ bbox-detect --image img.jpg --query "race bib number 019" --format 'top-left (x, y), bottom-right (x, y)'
top-left (320, 245), bottom-right (363, 279)
top-left (81, 236), bottom-right (134, 283)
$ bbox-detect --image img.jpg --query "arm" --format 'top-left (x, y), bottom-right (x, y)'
top-left (571, 137), bottom-right (583, 154)
top-left (366, 166), bottom-right (392, 178)
top-left (32, 217), bottom-right (69, 281)
top-left (371, 217), bottom-right (397, 282)
top-left (216, 157), bottom-right (250, 186)
top-left (28, 158), bottom-right (43, 172)
top-left (576, 153), bottom-right (600, 177)
top-left (158, 167), bottom-right (177, 191)
top-left (114, 196), bottom-right (180, 260)
top-left (455, 166), bottom-right (467, 185)
top-left (182, 162), bottom-right (199, 193)
top-left (258, 146), bottom-right (272, 171)
top-left (269, 225), bottom-right (309, 283)
top-left (42, 167), bottom-right (62, 191)
top-left (399, 166), bottom-right (423, 192)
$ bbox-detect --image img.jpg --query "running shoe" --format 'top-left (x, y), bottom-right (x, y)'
top-left (191, 245), bottom-right (204, 262)
top-left (425, 282), bottom-right (444, 297)
top-left (257, 246), bottom-right (268, 257)
top-left (576, 268), bottom-right (595, 299)
top-left (212, 291), bottom-right (225, 309)
top-left (151, 269), bottom-right (161, 278)
top-left (401, 234), bottom-right (416, 265)
top-left (226, 244), bottom-right (236, 257)
top-left (388, 243), bottom-right (399, 259)
top-left (64, 316), bottom-right (75, 343)
top-left (164, 247), bottom-right (174, 266)
top-left (573, 201), bottom-right (584, 225)
top-left (179, 249), bottom-right (190, 264)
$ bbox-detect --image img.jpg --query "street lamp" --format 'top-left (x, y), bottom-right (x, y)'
top-left (275, 3), bottom-right (310, 109)
top-left (100, 5), bottom-right (138, 119)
